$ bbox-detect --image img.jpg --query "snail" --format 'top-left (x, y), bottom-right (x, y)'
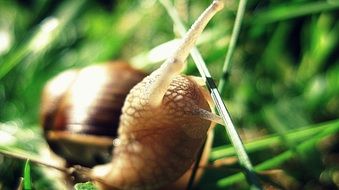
top-left (40, 1), bottom-right (224, 190)
top-left (40, 61), bottom-right (146, 167)
top-left (90, 1), bottom-right (224, 190)
top-left (40, 61), bottom-right (212, 189)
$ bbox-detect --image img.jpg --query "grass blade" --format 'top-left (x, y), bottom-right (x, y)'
top-left (215, 119), bottom-right (339, 187)
top-left (252, 1), bottom-right (339, 25)
top-left (211, 119), bottom-right (339, 160)
top-left (23, 160), bottom-right (32, 190)
top-left (218, 0), bottom-right (247, 94)
top-left (0, 147), bottom-right (69, 174)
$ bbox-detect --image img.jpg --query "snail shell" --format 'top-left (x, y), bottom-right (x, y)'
top-left (40, 61), bottom-right (146, 167)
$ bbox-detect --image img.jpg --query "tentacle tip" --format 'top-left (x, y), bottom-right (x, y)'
top-left (212, 0), bottom-right (224, 11)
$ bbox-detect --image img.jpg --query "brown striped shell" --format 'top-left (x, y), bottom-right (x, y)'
top-left (40, 61), bottom-right (146, 167)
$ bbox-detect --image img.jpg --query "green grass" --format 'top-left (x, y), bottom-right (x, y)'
top-left (74, 182), bottom-right (98, 190)
top-left (23, 160), bottom-right (32, 190)
top-left (0, 0), bottom-right (338, 190)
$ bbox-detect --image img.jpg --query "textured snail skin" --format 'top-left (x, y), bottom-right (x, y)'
top-left (40, 62), bottom-right (146, 167)
top-left (159, 131), bottom-right (213, 190)
top-left (92, 72), bottom-right (211, 190)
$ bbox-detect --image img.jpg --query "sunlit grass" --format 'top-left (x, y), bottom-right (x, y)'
top-left (23, 160), bottom-right (32, 190)
top-left (0, 0), bottom-right (339, 189)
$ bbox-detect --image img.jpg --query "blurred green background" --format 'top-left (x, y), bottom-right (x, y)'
top-left (0, 0), bottom-right (339, 189)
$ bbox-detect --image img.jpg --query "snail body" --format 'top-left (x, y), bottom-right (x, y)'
top-left (41, 62), bottom-right (146, 167)
top-left (92, 1), bottom-right (224, 189)
top-left (92, 74), bottom-right (211, 189)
